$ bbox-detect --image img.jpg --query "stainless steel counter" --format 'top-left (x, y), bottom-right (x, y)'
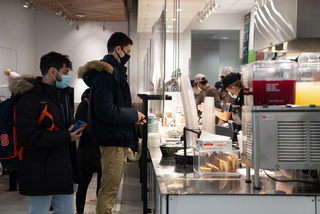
top-left (149, 147), bottom-right (320, 196)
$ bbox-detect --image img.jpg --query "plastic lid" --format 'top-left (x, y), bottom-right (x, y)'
top-left (298, 53), bottom-right (319, 63)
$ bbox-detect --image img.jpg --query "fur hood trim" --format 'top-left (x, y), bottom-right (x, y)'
top-left (9, 75), bottom-right (36, 95)
top-left (77, 60), bottom-right (113, 79)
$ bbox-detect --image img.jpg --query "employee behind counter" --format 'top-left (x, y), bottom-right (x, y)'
top-left (215, 72), bottom-right (244, 123)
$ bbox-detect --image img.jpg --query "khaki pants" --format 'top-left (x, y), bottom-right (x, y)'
top-left (96, 146), bottom-right (127, 214)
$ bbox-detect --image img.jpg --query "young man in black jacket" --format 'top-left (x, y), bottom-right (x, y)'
top-left (13, 52), bottom-right (83, 214)
top-left (78, 32), bottom-right (146, 214)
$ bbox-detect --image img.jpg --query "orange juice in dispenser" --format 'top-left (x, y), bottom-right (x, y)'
top-left (296, 61), bottom-right (320, 105)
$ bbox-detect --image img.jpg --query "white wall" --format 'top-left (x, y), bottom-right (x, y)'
top-left (189, 13), bottom-right (242, 82)
top-left (179, 25), bottom-right (192, 77)
top-left (137, 25), bottom-right (192, 94)
top-left (34, 6), bottom-right (127, 102)
top-left (0, 0), bottom-right (36, 86)
top-left (191, 40), bottom-right (219, 83)
top-left (128, 0), bottom-right (139, 101)
top-left (0, 1), bottom-right (128, 102)
top-left (191, 39), bottom-right (240, 84)
top-left (219, 40), bottom-right (241, 74)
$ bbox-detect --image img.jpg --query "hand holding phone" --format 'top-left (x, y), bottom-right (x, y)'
top-left (71, 120), bottom-right (87, 132)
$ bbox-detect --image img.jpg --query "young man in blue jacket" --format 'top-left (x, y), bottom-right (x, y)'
top-left (78, 32), bottom-right (146, 214)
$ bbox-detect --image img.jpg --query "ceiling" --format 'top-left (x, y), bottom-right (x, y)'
top-left (138, 0), bottom-right (255, 33)
top-left (29, 0), bottom-right (126, 22)
top-left (26, 0), bottom-right (254, 32)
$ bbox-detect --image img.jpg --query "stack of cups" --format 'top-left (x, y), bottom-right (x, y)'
top-left (202, 97), bottom-right (215, 134)
top-left (180, 76), bottom-right (198, 147)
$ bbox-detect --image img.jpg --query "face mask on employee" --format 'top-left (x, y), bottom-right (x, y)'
top-left (53, 68), bottom-right (70, 89)
top-left (228, 91), bottom-right (237, 99)
top-left (117, 47), bottom-right (131, 65)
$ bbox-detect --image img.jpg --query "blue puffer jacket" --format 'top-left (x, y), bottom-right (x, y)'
top-left (78, 55), bottom-right (138, 150)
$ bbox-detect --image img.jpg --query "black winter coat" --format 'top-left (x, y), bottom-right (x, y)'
top-left (78, 55), bottom-right (138, 150)
top-left (12, 76), bottom-right (82, 196)
top-left (76, 89), bottom-right (101, 173)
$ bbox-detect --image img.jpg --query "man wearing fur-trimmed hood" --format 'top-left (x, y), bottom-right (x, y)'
top-left (78, 32), bottom-right (146, 214)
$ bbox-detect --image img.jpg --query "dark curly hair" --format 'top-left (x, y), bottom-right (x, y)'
top-left (40, 51), bottom-right (72, 76)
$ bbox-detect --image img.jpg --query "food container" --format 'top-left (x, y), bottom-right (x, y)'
top-left (196, 135), bottom-right (232, 149)
top-left (193, 148), bottom-right (239, 176)
top-left (242, 60), bottom-right (297, 106)
top-left (296, 61), bottom-right (320, 105)
top-left (160, 142), bottom-right (184, 157)
top-left (174, 148), bottom-right (194, 165)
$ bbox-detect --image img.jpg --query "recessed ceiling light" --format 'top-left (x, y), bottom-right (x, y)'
top-left (177, 9), bottom-right (181, 12)
top-left (221, 37), bottom-right (228, 39)
top-left (168, 26), bottom-right (172, 28)
top-left (172, 18), bottom-right (176, 21)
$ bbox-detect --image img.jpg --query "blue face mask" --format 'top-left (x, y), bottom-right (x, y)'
top-left (54, 68), bottom-right (70, 89)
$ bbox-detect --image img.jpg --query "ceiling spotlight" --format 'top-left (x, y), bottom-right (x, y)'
top-left (76, 22), bottom-right (80, 31)
top-left (56, 8), bottom-right (63, 16)
top-left (103, 22), bottom-right (106, 31)
top-left (23, 1), bottom-right (30, 8)
top-left (28, 5), bottom-right (34, 11)
top-left (197, 12), bottom-right (204, 23)
top-left (206, 9), bottom-right (210, 18)
top-left (67, 18), bottom-right (73, 25)
top-left (23, 1), bottom-right (34, 11)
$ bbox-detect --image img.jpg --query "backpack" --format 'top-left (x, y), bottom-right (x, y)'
top-left (0, 94), bottom-right (56, 169)
top-left (0, 94), bottom-right (22, 169)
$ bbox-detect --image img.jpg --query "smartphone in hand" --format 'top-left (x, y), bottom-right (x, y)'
top-left (71, 120), bottom-right (87, 132)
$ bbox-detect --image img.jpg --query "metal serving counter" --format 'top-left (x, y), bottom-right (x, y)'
top-left (147, 147), bottom-right (320, 214)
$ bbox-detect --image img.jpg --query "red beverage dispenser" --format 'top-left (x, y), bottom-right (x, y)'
top-left (242, 60), bottom-right (297, 106)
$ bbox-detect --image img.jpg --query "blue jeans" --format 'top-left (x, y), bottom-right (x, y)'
top-left (26, 194), bottom-right (75, 214)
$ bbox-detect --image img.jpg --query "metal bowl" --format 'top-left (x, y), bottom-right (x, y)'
top-left (160, 143), bottom-right (184, 157)
top-left (174, 148), bottom-right (194, 165)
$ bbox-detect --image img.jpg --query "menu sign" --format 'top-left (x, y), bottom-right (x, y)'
top-left (242, 12), bottom-right (251, 64)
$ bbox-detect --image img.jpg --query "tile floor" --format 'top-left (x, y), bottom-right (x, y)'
top-left (0, 161), bottom-right (143, 214)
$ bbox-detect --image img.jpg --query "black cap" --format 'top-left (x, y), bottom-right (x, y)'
top-left (222, 73), bottom-right (241, 91)
top-left (214, 81), bottom-right (224, 91)
top-left (190, 79), bottom-right (195, 87)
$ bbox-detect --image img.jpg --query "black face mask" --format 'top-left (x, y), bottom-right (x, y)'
top-left (117, 48), bottom-right (131, 65)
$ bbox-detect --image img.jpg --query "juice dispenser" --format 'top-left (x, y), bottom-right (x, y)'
top-left (240, 60), bottom-right (320, 190)
top-left (296, 61), bottom-right (320, 105)
top-left (242, 60), bottom-right (297, 106)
